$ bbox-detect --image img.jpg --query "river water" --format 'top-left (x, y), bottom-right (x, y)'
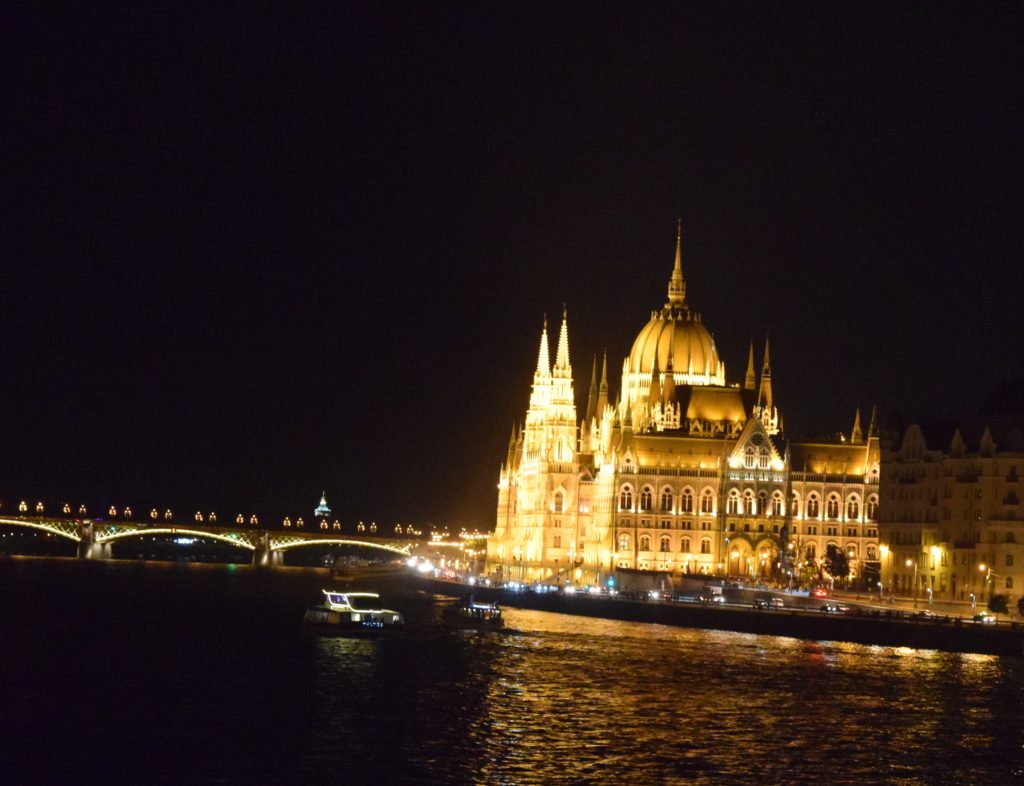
top-left (3, 557), bottom-right (1023, 785)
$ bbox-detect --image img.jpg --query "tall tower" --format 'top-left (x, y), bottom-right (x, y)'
top-left (489, 310), bottom-right (580, 582)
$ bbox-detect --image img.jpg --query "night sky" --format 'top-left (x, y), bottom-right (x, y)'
top-left (5, 4), bottom-right (1023, 530)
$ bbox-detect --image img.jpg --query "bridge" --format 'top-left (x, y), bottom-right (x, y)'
top-left (0, 516), bottom-right (414, 565)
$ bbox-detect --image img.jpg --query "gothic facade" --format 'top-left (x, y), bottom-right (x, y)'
top-left (487, 229), bottom-right (881, 586)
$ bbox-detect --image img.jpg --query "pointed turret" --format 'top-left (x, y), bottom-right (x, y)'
top-left (851, 407), bottom-right (863, 444)
top-left (951, 428), bottom-right (966, 457)
top-left (585, 355), bottom-right (599, 424)
top-left (648, 355), bottom-right (662, 406)
top-left (535, 316), bottom-right (551, 377)
top-left (596, 350), bottom-right (609, 414)
top-left (663, 353), bottom-right (676, 403)
top-left (868, 404), bottom-right (878, 438)
top-left (980, 426), bottom-right (996, 457)
top-left (757, 334), bottom-right (773, 411)
top-left (667, 219), bottom-right (686, 307)
top-left (744, 338), bottom-right (756, 390)
top-left (554, 305), bottom-right (571, 374)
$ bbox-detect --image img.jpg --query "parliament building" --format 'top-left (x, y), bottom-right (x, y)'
top-left (486, 229), bottom-right (881, 586)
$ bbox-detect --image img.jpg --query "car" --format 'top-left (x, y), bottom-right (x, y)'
top-left (812, 588), bottom-right (828, 598)
top-left (820, 603), bottom-right (849, 614)
top-left (769, 598), bottom-right (785, 609)
top-left (698, 593), bottom-right (725, 605)
top-left (973, 612), bottom-right (996, 625)
top-left (752, 598), bottom-right (770, 609)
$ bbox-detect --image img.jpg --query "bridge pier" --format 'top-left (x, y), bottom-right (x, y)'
top-left (78, 541), bottom-right (111, 560)
top-left (76, 521), bottom-right (112, 560)
top-left (252, 547), bottom-right (283, 567)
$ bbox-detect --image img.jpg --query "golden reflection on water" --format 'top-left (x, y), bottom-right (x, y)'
top-left (453, 608), bottom-right (1023, 785)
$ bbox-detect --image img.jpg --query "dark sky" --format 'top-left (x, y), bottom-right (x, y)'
top-left (5, 4), bottom-right (1023, 530)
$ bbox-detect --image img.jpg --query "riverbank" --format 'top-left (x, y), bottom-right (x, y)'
top-left (412, 574), bottom-right (1024, 657)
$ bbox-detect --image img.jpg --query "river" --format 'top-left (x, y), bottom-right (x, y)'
top-left (3, 557), bottom-right (1022, 784)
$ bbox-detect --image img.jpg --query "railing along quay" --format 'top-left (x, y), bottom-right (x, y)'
top-left (411, 574), bottom-right (1024, 657)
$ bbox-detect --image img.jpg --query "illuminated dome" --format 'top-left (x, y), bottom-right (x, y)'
top-left (620, 227), bottom-right (725, 407)
top-left (627, 311), bottom-right (719, 378)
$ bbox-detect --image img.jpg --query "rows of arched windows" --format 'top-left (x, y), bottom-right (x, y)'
top-left (617, 484), bottom-right (879, 525)
top-left (617, 533), bottom-right (712, 554)
top-left (790, 492), bottom-right (879, 522)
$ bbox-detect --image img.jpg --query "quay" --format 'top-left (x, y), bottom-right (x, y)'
top-left (413, 575), bottom-right (1024, 657)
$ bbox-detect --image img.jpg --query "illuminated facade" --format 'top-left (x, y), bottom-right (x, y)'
top-left (879, 422), bottom-right (1024, 608)
top-left (487, 228), bottom-right (881, 585)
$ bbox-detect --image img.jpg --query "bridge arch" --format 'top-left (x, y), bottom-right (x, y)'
top-left (0, 517), bottom-right (82, 543)
top-left (98, 527), bottom-right (257, 550)
top-left (269, 537), bottom-right (411, 557)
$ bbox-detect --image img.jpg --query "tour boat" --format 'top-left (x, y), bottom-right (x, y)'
top-left (443, 596), bottom-right (504, 630)
top-left (303, 590), bottom-right (405, 634)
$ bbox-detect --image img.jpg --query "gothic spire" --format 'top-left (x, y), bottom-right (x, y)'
top-left (744, 338), bottom-right (756, 390)
top-left (648, 354), bottom-right (662, 406)
top-left (554, 305), bottom-right (571, 372)
top-left (757, 334), bottom-right (773, 410)
top-left (868, 404), bottom-right (878, 438)
top-left (585, 354), bottom-right (599, 423)
top-left (851, 407), bottom-right (863, 444)
top-left (535, 315), bottom-right (550, 376)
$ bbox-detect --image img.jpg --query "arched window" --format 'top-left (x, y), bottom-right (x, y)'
top-left (700, 538), bottom-right (711, 554)
top-left (619, 487), bottom-right (633, 511)
top-left (681, 537), bottom-right (691, 553)
top-left (639, 534), bottom-right (651, 551)
top-left (791, 494), bottom-right (801, 517)
top-left (640, 487), bottom-right (653, 512)
top-left (744, 490), bottom-right (756, 516)
top-left (758, 447), bottom-right (770, 469)
top-left (744, 447), bottom-right (756, 469)
top-left (681, 489), bottom-right (694, 513)
top-left (826, 495), bottom-right (840, 519)
top-left (866, 544), bottom-right (877, 560)
top-left (847, 496), bottom-right (859, 520)
top-left (807, 496), bottom-right (820, 518)
top-left (618, 533), bottom-right (630, 551)
top-left (701, 490), bottom-right (714, 514)
top-left (660, 535), bottom-right (671, 552)
top-left (660, 489), bottom-right (673, 512)
top-left (771, 492), bottom-right (784, 517)
top-left (806, 544), bottom-right (816, 559)
top-left (847, 544), bottom-right (857, 560)
top-left (866, 496), bottom-right (878, 521)
top-left (553, 491), bottom-right (564, 513)
top-left (727, 490), bottom-right (740, 515)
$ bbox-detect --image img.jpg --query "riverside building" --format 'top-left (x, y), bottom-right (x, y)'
top-left (879, 419), bottom-right (1024, 609)
top-left (487, 228), bottom-right (881, 586)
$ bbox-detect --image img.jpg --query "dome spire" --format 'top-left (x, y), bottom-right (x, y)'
top-left (667, 219), bottom-right (686, 307)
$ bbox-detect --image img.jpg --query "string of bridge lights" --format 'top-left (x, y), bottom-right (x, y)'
top-left (8, 499), bottom-right (428, 536)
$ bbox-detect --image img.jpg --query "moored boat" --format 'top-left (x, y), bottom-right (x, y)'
top-left (304, 590), bottom-right (405, 634)
top-left (444, 596), bottom-right (503, 630)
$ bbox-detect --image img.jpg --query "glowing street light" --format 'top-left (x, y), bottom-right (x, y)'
top-left (109, 506), bottom-right (118, 517)
top-left (237, 514), bottom-right (244, 525)
top-left (151, 508), bottom-right (159, 521)
top-left (35, 501), bottom-right (44, 514)
top-left (906, 557), bottom-right (918, 608)
top-left (18, 501), bottom-right (27, 513)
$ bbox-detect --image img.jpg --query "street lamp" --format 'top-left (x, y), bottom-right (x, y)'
top-left (879, 544), bottom-right (890, 597)
top-left (906, 557), bottom-right (918, 608)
